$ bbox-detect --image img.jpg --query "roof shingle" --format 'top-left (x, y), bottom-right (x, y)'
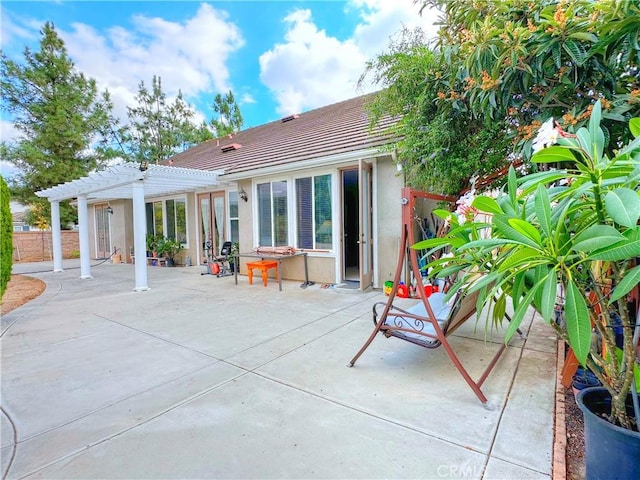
top-left (165, 92), bottom-right (396, 176)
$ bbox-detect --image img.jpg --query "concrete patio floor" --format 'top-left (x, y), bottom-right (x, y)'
top-left (1, 260), bottom-right (558, 479)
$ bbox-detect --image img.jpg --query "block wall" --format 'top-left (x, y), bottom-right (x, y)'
top-left (12, 231), bottom-right (80, 262)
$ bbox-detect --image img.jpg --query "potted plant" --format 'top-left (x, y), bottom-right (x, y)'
top-left (416, 101), bottom-right (639, 479)
top-left (157, 237), bottom-right (183, 267)
top-left (146, 233), bottom-right (159, 258)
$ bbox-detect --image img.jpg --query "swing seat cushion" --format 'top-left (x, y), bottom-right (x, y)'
top-left (386, 292), bottom-right (453, 341)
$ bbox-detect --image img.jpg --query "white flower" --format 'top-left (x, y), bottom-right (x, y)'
top-left (532, 118), bottom-right (559, 153)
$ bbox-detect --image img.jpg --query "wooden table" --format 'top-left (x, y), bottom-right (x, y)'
top-left (246, 259), bottom-right (278, 287)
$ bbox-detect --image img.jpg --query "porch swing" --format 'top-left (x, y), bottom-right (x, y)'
top-left (348, 187), bottom-right (521, 409)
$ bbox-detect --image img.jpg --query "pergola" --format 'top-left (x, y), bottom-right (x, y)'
top-left (36, 163), bottom-right (224, 291)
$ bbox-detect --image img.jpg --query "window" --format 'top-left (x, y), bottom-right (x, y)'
top-left (229, 191), bottom-right (239, 243)
top-left (146, 197), bottom-right (187, 244)
top-left (146, 202), bottom-right (163, 238)
top-left (166, 199), bottom-right (187, 243)
top-left (296, 174), bottom-right (332, 249)
top-left (257, 181), bottom-right (288, 247)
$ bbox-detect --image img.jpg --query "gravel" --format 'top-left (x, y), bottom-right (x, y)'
top-left (565, 387), bottom-right (586, 480)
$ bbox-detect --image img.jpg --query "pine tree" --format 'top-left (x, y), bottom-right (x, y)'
top-left (126, 76), bottom-right (214, 164)
top-left (210, 91), bottom-right (244, 137)
top-left (0, 22), bottom-right (113, 228)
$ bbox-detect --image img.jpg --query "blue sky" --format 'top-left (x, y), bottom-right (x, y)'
top-left (1, 0), bottom-right (440, 174)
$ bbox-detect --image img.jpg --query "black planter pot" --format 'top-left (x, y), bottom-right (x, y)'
top-left (576, 387), bottom-right (640, 480)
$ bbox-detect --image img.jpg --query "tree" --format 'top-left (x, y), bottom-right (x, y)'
top-left (125, 75), bottom-right (214, 164)
top-left (210, 90), bottom-right (244, 137)
top-left (361, 27), bottom-right (511, 194)
top-left (0, 22), bottom-right (113, 228)
top-left (0, 176), bottom-right (13, 299)
top-left (420, 0), bottom-right (640, 157)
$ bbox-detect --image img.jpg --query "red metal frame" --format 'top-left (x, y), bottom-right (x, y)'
top-left (348, 187), bottom-right (511, 409)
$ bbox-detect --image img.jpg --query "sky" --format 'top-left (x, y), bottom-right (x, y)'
top-left (1, 0), bottom-right (441, 153)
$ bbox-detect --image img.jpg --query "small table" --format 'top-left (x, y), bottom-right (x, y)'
top-left (234, 251), bottom-right (309, 291)
top-left (246, 260), bottom-right (278, 287)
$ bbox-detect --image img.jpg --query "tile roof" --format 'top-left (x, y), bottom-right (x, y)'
top-left (165, 92), bottom-right (397, 176)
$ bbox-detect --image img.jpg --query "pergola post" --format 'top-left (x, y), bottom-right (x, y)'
top-left (132, 180), bottom-right (149, 291)
top-left (50, 200), bottom-right (63, 272)
top-left (77, 194), bottom-right (92, 279)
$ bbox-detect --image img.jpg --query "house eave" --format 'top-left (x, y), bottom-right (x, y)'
top-left (220, 147), bottom-right (393, 181)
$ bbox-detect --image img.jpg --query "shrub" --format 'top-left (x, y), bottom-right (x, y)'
top-left (1, 177), bottom-right (13, 298)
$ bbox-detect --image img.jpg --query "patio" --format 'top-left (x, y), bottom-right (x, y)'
top-left (1, 260), bottom-right (557, 479)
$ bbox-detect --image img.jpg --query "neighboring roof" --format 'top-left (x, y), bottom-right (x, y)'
top-left (12, 210), bottom-right (27, 224)
top-left (36, 163), bottom-right (224, 202)
top-left (165, 92), bottom-right (397, 176)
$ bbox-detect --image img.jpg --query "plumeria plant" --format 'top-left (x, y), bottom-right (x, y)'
top-left (415, 101), bottom-right (640, 429)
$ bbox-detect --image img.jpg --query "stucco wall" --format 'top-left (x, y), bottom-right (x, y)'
top-left (12, 231), bottom-right (79, 262)
top-left (374, 155), bottom-right (404, 288)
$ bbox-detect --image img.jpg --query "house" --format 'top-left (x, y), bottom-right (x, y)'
top-left (37, 93), bottom-right (409, 291)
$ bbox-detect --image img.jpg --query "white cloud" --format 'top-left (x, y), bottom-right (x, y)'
top-left (239, 93), bottom-right (256, 105)
top-left (0, 120), bottom-right (22, 144)
top-left (259, 1), bottom-right (440, 116)
top-left (1, 3), bottom-right (244, 142)
top-left (0, 7), bottom-right (41, 49)
top-left (350, 0), bottom-right (441, 57)
top-left (60, 3), bottom-right (244, 124)
top-left (259, 9), bottom-right (367, 116)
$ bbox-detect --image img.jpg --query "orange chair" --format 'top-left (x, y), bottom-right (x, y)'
top-left (246, 260), bottom-right (278, 287)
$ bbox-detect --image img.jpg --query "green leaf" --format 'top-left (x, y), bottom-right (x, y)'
top-left (631, 118), bottom-right (640, 138)
top-left (589, 238), bottom-right (640, 261)
top-left (588, 101), bottom-right (605, 160)
top-left (497, 247), bottom-right (541, 272)
top-left (493, 294), bottom-right (506, 325)
top-left (493, 216), bottom-right (540, 249)
top-left (432, 209), bottom-right (455, 221)
top-left (540, 271), bottom-right (558, 323)
top-left (572, 224), bottom-right (626, 253)
top-left (534, 183), bottom-right (552, 238)
top-left (412, 237), bottom-right (452, 250)
top-left (564, 279), bottom-right (592, 366)
top-left (472, 195), bottom-right (503, 215)
top-left (568, 32), bottom-right (598, 43)
top-left (576, 127), bottom-right (592, 158)
top-left (508, 166), bottom-right (517, 205)
top-left (505, 285), bottom-right (537, 343)
top-left (532, 146), bottom-right (577, 164)
top-left (605, 188), bottom-right (640, 228)
top-left (588, 100), bottom-right (602, 136)
top-left (609, 264), bottom-right (640, 304)
top-left (562, 39), bottom-right (588, 66)
top-left (508, 218), bottom-right (542, 245)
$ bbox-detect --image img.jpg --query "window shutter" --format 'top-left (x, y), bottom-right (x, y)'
top-left (257, 183), bottom-right (272, 246)
top-left (296, 178), bottom-right (313, 249)
top-left (314, 175), bottom-right (332, 249)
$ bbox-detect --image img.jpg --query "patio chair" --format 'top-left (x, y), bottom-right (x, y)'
top-left (348, 187), bottom-right (521, 410)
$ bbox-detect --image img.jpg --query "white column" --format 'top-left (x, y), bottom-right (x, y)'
top-left (50, 200), bottom-right (63, 272)
top-left (77, 195), bottom-right (92, 279)
top-left (132, 181), bottom-right (149, 291)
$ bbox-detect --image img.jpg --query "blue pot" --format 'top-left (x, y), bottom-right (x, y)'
top-left (576, 387), bottom-right (640, 480)
top-left (572, 366), bottom-right (601, 393)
